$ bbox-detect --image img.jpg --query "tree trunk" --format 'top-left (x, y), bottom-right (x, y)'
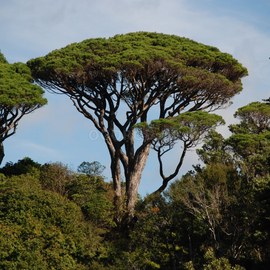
top-left (102, 132), bottom-right (124, 223)
top-left (0, 142), bottom-right (4, 165)
top-left (111, 155), bottom-right (123, 223)
top-left (126, 144), bottom-right (151, 220)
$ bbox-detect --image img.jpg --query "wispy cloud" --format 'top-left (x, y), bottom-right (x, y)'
top-left (23, 141), bottom-right (64, 159)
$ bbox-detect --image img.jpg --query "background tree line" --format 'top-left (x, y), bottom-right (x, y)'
top-left (0, 99), bottom-right (270, 269)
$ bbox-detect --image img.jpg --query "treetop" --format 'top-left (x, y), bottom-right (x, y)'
top-left (229, 101), bottom-right (270, 134)
top-left (0, 51), bottom-right (8, 64)
top-left (234, 101), bottom-right (270, 119)
top-left (28, 31), bottom-right (248, 84)
top-left (0, 61), bottom-right (47, 108)
top-left (136, 111), bottom-right (225, 146)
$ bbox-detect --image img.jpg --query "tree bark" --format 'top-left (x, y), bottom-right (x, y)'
top-left (111, 154), bottom-right (123, 223)
top-left (0, 142), bottom-right (4, 166)
top-left (126, 143), bottom-right (151, 220)
top-left (0, 142), bottom-right (5, 165)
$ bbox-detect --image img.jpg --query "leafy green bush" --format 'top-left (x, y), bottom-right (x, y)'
top-left (0, 173), bottom-right (103, 269)
top-left (67, 174), bottom-right (114, 227)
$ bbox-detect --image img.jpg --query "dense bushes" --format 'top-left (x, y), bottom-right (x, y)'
top-left (0, 154), bottom-right (270, 269)
top-left (0, 160), bottom-right (111, 269)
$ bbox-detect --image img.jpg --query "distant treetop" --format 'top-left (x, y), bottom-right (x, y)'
top-left (0, 51), bottom-right (8, 64)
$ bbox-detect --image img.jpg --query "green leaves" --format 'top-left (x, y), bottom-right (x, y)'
top-left (28, 31), bottom-right (247, 91)
top-left (0, 53), bottom-right (47, 164)
top-left (67, 174), bottom-right (114, 227)
top-left (77, 161), bottom-right (105, 177)
top-left (0, 62), bottom-right (47, 107)
top-left (136, 111), bottom-right (225, 148)
top-left (0, 51), bottom-right (8, 64)
top-left (230, 101), bottom-right (270, 134)
top-left (226, 101), bottom-right (270, 179)
top-left (203, 248), bottom-right (245, 270)
top-left (0, 174), bottom-right (91, 269)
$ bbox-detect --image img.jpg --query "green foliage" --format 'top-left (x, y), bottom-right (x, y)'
top-left (203, 248), bottom-right (245, 270)
top-left (196, 130), bottom-right (232, 165)
top-left (0, 61), bottom-right (47, 107)
top-left (137, 111), bottom-right (225, 147)
top-left (0, 221), bottom-right (79, 270)
top-left (125, 194), bottom-right (206, 270)
top-left (0, 157), bottom-right (41, 177)
top-left (173, 164), bottom-right (257, 262)
top-left (28, 32), bottom-right (247, 81)
top-left (0, 173), bottom-right (103, 269)
top-left (2, 99), bottom-right (270, 270)
top-left (160, 99), bottom-right (270, 269)
top-left (77, 161), bottom-right (105, 177)
top-left (230, 102), bottom-right (270, 134)
top-left (40, 162), bottom-right (74, 196)
top-left (0, 52), bottom-right (47, 164)
top-left (67, 174), bottom-right (114, 227)
top-left (226, 101), bottom-right (270, 179)
top-left (0, 51), bottom-right (8, 64)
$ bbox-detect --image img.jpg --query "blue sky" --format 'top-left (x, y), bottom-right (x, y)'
top-left (1, 0), bottom-right (270, 196)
